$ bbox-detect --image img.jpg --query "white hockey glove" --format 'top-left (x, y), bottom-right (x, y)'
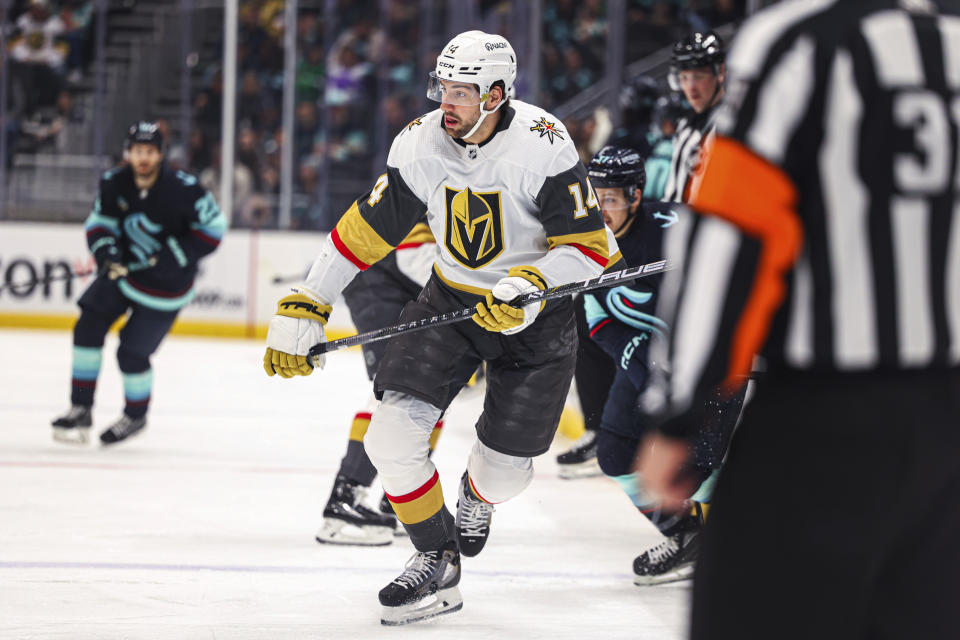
top-left (472, 266), bottom-right (547, 335)
top-left (263, 287), bottom-right (331, 377)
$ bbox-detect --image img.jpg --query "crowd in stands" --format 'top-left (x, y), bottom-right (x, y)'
top-left (2, 0), bottom-right (93, 164)
top-left (179, 0), bottom-right (741, 231)
top-left (183, 0), bottom-right (424, 230)
top-left (1, 0), bottom-right (742, 228)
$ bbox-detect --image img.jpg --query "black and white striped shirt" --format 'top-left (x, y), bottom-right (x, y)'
top-left (655, 0), bottom-right (960, 436)
top-left (663, 107), bottom-right (716, 204)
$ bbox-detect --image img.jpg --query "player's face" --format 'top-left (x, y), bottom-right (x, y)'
top-left (128, 144), bottom-right (163, 177)
top-left (597, 187), bottom-right (636, 232)
top-left (437, 79), bottom-right (483, 138)
top-left (677, 67), bottom-right (721, 113)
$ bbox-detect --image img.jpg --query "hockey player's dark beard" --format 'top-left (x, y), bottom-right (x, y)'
top-left (133, 162), bottom-right (161, 187)
top-left (443, 111), bottom-right (478, 139)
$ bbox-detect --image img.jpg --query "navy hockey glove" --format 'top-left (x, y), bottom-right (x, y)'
top-left (93, 243), bottom-right (125, 279)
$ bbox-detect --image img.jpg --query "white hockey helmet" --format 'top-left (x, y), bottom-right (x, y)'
top-left (427, 30), bottom-right (517, 107)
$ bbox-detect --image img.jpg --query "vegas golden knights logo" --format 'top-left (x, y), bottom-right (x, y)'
top-left (444, 186), bottom-right (504, 269)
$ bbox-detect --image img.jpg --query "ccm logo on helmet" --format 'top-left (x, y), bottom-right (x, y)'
top-left (484, 42), bottom-right (507, 51)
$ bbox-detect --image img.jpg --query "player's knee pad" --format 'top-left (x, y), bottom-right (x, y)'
top-left (73, 310), bottom-right (113, 347)
top-left (116, 342), bottom-right (150, 373)
top-left (596, 429), bottom-right (636, 478)
top-left (364, 391), bottom-right (442, 492)
top-left (466, 439), bottom-right (533, 504)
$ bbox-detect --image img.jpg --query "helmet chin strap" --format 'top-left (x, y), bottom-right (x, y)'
top-left (459, 98), bottom-right (506, 141)
top-left (613, 192), bottom-right (641, 238)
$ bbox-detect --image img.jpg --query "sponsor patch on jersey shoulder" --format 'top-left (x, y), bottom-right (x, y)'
top-left (530, 117), bottom-right (565, 144)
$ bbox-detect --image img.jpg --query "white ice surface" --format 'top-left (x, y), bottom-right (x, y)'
top-left (0, 329), bottom-right (689, 639)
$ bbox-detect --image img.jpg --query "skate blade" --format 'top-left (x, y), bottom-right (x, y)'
top-left (53, 427), bottom-right (90, 445)
top-left (633, 564), bottom-right (695, 586)
top-left (380, 586), bottom-right (463, 626)
top-left (315, 519), bottom-right (393, 547)
top-left (557, 459), bottom-right (603, 480)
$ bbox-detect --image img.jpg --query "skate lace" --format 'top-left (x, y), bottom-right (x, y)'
top-left (645, 535), bottom-right (680, 565)
top-left (392, 551), bottom-right (440, 589)
top-left (66, 406), bottom-right (88, 419)
top-left (460, 493), bottom-right (494, 537)
top-left (107, 416), bottom-right (136, 434)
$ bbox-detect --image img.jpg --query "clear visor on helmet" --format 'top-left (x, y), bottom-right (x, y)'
top-left (426, 71), bottom-right (486, 106)
top-left (594, 187), bottom-right (633, 211)
top-left (669, 66), bottom-right (716, 91)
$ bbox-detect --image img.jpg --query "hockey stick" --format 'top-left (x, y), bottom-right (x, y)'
top-left (271, 272), bottom-right (307, 285)
top-left (0, 258), bottom-right (157, 294)
top-left (308, 259), bottom-right (670, 357)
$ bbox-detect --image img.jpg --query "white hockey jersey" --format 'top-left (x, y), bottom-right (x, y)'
top-left (327, 101), bottom-right (616, 296)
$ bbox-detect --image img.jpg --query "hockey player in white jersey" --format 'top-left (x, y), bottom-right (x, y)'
top-left (263, 31), bottom-right (616, 625)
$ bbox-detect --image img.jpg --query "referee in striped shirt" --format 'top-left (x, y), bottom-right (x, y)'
top-left (638, 1), bottom-right (960, 638)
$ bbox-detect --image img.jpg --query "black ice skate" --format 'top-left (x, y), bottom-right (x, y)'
top-left (455, 472), bottom-right (495, 557)
top-left (379, 542), bottom-right (462, 625)
top-left (99, 414), bottom-right (147, 445)
top-left (556, 430), bottom-right (602, 479)
top-left (633, 516), bottom-right (703, 585)
top-left (379, 493), bottom-right (408, 538)
top-left (51, 405), bottom-right (92, 444)
top-left (315, 475), bottom-right (396, 546)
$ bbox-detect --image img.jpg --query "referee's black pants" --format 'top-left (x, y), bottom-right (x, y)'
top-left (691, 369), bottom-right (960, 640)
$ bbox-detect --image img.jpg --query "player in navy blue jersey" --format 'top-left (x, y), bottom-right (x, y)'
top-left (51, 121), bottom-right (225, 446)
top-left (581, 145), bottom-right (745, 584)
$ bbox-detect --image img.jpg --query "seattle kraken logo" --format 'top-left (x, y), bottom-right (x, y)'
top-left (123, 212), bottom-right (163, 263)
top-left (444, 186), bottom-right (504, 269)
top-left (606, 287), bottom-right (668, 337)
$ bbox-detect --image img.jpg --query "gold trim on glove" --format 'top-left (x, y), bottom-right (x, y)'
top-left (263, 347), bottom-right (315, 377)
top-left (276, 292), bottom-right (331, 324)
top-left (471, 265), bottom-right (547, 332)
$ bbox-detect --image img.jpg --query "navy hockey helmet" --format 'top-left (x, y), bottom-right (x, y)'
top-left (653, 92), bottom-right (690, 128)
top-left (125, 121), bottom-right (164, 152)
top-left (587, 145), bottom-right (646, 201)
top-left (669, 31), bottom-right (725, 91)
top-left (619, 75), bottom-right (660, 125)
